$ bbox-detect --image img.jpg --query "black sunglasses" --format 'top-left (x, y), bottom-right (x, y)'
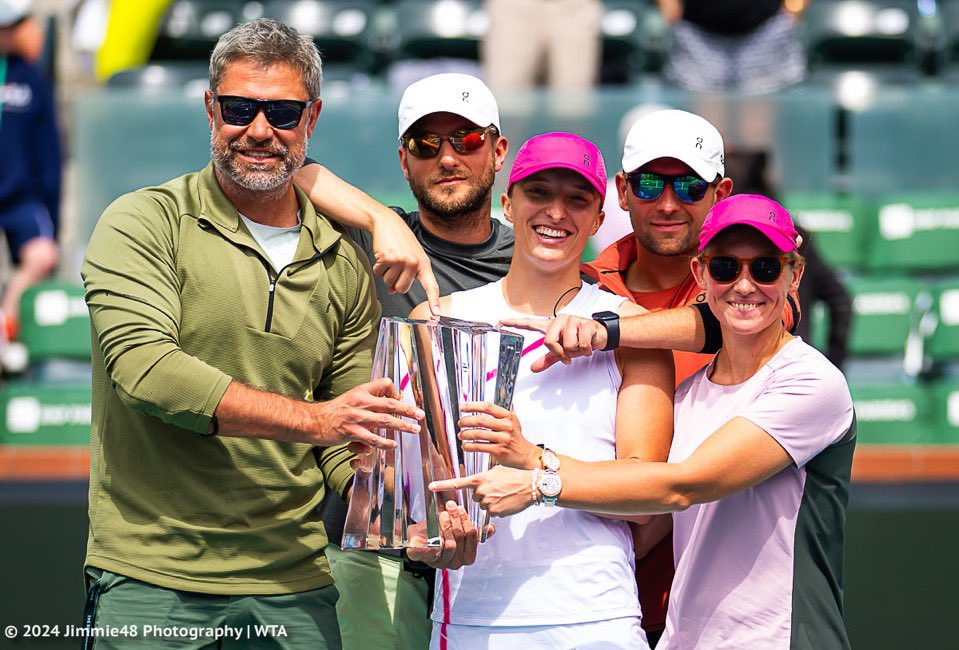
top-left (214, 94), bottom-right (314, 130)
top-left (702, 255), bottom-right (791, 285)
top-left (401, 127), bottom-right (495, 159)
top-left (626, 172), bottom-right (712, 204)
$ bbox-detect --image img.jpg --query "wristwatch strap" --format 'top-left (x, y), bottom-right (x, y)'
top-left (592, 311), bottom-right (620, 351)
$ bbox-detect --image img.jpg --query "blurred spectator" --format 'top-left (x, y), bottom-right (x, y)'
top-left (2, 0), bottom-right (41, 63)
top-left (725, 150), bottom-right (851, 368)
top-left (657, 0), bottom-right (807, 94)
top-left (0, 0), bottom-right (61, 341)
top-left (482, 0), bottom-right (601, 92)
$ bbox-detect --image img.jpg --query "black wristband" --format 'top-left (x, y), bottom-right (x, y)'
top-left (692, 302), bottom-right (723, 354)
top-left (591, 311), bottom-right (620, 351)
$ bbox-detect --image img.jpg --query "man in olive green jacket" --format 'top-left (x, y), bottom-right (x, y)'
top-left (80, 19), bottom-right (443, 648)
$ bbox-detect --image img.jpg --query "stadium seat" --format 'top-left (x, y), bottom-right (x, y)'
top-left (846, 87), bottom-right (959, 196)
top-left (930, 380), bottom-right (959, 443)
top-left (19, 282), bottom-right (91, 362)
top-left (841, 274), bottom-right (928, 383)
top-left (151, 1), bottom-right (246, 62)
top-left (845, 275), bottom-right (924, 357)
top-left (928, 278), bottom-right (959, 365)
top-left (938, 1), bottom-right (959, 81)
top-left (849, 382), bottom-right (936, 444)
top-left (262, 1), bottom-right (378, 70)
top-left (802, 0), bottom-right (925, 71)
top-left (0, 381), bottom-right (92, 446)
top-left (598, 1), bottom-right (651, 84)
top-left (72, 90), bottom-right (212, 245)
top-left (107, 62), bottom-right (210, 93)
top-left (784, 193), bottom-right (873, 268)
top-left (866, 193), bottom-right (959, 272)
top-left (0, 282), bottom-right (93, 446)
top-left (391, 0), bottom-right (485, 61)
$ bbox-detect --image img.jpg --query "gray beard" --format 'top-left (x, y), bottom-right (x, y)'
top-left (210, 133), bottom-right (304, 193)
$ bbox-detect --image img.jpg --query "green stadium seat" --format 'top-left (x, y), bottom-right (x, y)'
top-left (598, 1), bottom-right (651, 83)
top-left (0, 379), bottom-right (91, 446)
top-left (107, 62), bottom-right (210, 93)
top-left (928, 278), bottom-right (959, 363)
top-left (850, 382), bottom-right (935, 444)
top-left (262, 1), bottom-right (378, 70)
top-left (846, 275), bottom-right (924, 357)
top-left (867, 193), bottom-right (959, 272)
top-left (847, 88), bottom-right (959, 196)
top-left (392, 0), bottom-right (484, 60)
top-left (151, 1), bottom-right (245, 62)
top-left (939, 2), bottom-right (959, 79)
top-left (930, 380), bottom-right (959, 444)
top-left (19, 282), bottom-right (91, 362)
top-left (784, 193), bottom-right (872, 268)
top-left (802, 0), bottom-right (924, 70)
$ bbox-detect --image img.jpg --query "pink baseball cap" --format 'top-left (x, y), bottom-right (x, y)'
top-left (698, 194), bottom-right (801, 253)
top-left (508, 132), bottom-right (607, 202)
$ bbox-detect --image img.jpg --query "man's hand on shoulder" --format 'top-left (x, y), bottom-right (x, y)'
top-left (293, 160), bottom-right (440, 314)
top-left (370, 210), bottom-right (440, 314)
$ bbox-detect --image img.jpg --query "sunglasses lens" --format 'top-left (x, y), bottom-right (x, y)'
top-left (708, 257), bottom-right (741, 283)
top-left (750, 257), bottom-right (784, 283)
top-left (673, 176), bottom-right (709, 203)
top-left (457, 131), bottom-right (486, 152)
top-left (407, 135), bottom-right (441, 158)
top-left (220, 98), bottom-right (257, 126)
top-left (265, 102), bottom-right (304, 129)
top-left (630, 173), bottom-right (665, 200)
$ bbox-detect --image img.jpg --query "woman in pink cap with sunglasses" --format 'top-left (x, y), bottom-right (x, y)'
top-left (433, 194), bottom-right (856, 649)
top-left (408, 132), bottom-right (675, 648)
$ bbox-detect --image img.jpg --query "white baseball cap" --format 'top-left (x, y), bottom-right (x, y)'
top-left (0, 0), bottom-right (30, 28)
top-left (397, 73), bottom-right (500, 140)
top-left (621, 109), bottom-right (725, 181)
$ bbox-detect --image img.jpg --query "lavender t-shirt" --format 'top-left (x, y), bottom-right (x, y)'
top-left (661, 338), bottom-right (856, 650)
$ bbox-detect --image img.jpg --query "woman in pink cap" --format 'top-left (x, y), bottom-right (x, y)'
top-left (409, 132), bottom-right (675, 648)
top-left (434, 194), bottom-right (856, 649)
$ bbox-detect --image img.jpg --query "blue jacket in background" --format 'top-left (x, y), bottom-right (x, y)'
top-left (0, 54), bottom-right (62, 232)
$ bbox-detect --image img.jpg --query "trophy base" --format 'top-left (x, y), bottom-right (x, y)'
top-left (341, 533), bottom-right (443, 551)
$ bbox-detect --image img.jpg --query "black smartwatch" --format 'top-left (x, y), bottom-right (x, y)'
top-left (591, 311), bottom-right (620, 351)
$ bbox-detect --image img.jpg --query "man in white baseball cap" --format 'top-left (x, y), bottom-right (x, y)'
top-left (298, 72), bottom-right (511, 650)
top-left (583, 107), bottom-right (731, 646)
top-left (581, 109), bottom-right (802, 647)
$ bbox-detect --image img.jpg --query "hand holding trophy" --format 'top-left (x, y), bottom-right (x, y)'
top-left (342, 316), bottom-right (522, 552)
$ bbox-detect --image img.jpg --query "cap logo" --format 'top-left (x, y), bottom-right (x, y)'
top-left (462, 91), bottom-right (470, 102)
top-left (583, 154), bottom-right (591, 167)
top-left (695, 137), bottom-right (703, 150)
top-left (768, 211), bottom-right (777, 222)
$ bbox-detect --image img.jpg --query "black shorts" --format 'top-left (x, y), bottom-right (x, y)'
top-left (0, 201), bottom-right (55, 263)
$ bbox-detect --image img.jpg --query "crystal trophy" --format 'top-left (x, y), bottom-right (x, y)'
top-left (342, 316), bottom-right (523, 549)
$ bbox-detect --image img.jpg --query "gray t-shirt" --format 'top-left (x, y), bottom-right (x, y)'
top-left (346, 207), bottom-right (514, 319)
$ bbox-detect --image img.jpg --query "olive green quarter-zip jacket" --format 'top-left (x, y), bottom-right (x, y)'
top-left (81, 163), bottom-right (379, 594)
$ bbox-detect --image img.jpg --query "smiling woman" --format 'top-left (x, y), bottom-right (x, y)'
top-left (435, 194), bottom-right (857, 650)
top-left (409, 133), bottom-right (675, 649)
